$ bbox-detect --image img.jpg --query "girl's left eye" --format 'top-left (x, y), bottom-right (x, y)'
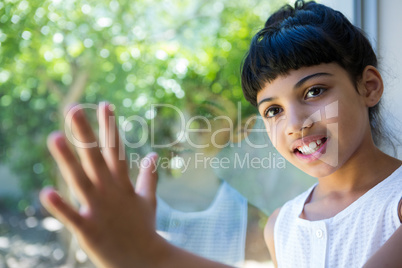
top-left (305, 87), bottom-right (326, 99)
top-left (264, 106), bottom-right (283, 118)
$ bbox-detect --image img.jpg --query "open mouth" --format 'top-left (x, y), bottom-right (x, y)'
top-left (294, 137), bottom-right (327, 155)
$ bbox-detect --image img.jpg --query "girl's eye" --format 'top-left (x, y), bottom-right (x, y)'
top-left (305, 87), bottom-right (326, 99)
top-left (264, 106), bottom-right (283, 118)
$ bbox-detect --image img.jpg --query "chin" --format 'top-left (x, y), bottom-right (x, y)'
top-left (294, 161), bottom-right (340, 179)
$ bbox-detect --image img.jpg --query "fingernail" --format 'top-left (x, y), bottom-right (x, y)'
top-left (140, 152), bottom-right (158, 169)
top-left (98, 101), bottom-right (116, 116)
top-left (40, 187), bottom-right (61, 204)
top-left (63, 103), bottom-right (79, 117)
top-left (48, 131), bottom-right (63, 143)
top-left (99, 101), bottom-right (108, 109)
top-left (146, 152), bottom-right (158, 160)
top-left (48, 132), bottom-right (67, 149)
top-left (65, 104), bottom-right (86, 123)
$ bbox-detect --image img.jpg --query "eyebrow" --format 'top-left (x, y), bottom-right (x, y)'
top-left (257, 72), bottom-right (333, 108)
top-left (294, 72), bottom-right (332, 89)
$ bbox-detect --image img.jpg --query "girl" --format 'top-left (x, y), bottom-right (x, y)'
top-left (241, 1), bottom-right (402, 267)
top-left (40, 0), bottom-right (402, 267)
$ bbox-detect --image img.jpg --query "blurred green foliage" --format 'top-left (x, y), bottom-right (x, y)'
top-left (0, 0), bottom-right (288, 207)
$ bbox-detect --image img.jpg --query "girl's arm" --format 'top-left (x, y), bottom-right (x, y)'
top-left (40, 103), bottom-right (231, 268)
top-left (362, 205), bottom-right (402, 268)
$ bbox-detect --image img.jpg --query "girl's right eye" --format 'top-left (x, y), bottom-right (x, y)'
top-left (264, 106), bottom-right (283, 118)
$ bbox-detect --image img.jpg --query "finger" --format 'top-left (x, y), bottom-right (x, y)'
top-left (65, 104), bottom-right (112, 187)
top-left (98, 102), bottom-right (133, 192)
top-left (39, 187), bottom-right (85, 232)
top-left (135, 152), bottom-right (159, 208)
top-left (48, 132), bottom-right (94, 205)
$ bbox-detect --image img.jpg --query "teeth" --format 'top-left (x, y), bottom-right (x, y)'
top-left (297, 138), bottom-right (324, 155)
top-left (309, 142), bottom-right (317, 149)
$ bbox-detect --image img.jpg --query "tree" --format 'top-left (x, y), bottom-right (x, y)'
top-left (0, 0), bottom-right (287, 208)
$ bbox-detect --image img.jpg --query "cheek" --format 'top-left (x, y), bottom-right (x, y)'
top-left (338, 102), bottom-right (365, 129)
top-left (263, 120), bottom-right (276, 146)
top-left (265, 121), bottom-right (286, 151)
top-left (335, 102), bottom-right (369, 150)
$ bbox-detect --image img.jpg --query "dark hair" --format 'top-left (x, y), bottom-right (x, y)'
top-left (241, 0), bottom-right (386, 146)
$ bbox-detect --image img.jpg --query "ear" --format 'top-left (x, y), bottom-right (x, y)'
top-left (359, 65), bottom-right (384, 107)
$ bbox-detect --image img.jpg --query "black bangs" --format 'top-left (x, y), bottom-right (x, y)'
top-left (241, 1), bottom-right (377, 107)
top-left (242, 25), bottom-right (338, 107)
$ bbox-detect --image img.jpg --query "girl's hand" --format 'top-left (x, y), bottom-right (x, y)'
top-left (39, 102), bottom-right (166, 268)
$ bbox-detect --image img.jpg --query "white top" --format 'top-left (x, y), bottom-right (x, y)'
top-left (274, 166), bottom-right (402, 268)
top-left (155, 181), bottom-right (248, 266)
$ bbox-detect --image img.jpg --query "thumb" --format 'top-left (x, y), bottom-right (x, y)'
top-left (135, 152), bottom-right (158, 207)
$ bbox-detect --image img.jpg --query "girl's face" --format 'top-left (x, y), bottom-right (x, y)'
top-left (257, 63), bottom-right (372, 178)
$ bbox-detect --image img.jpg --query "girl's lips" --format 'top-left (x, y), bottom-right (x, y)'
top-left (291, 135), bottom-right (327, 151)
top-left (293, 137), bottom-right (329, 163)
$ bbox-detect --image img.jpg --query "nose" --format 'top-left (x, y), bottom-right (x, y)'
top-left (285, 107), bottom-right (315, 136)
